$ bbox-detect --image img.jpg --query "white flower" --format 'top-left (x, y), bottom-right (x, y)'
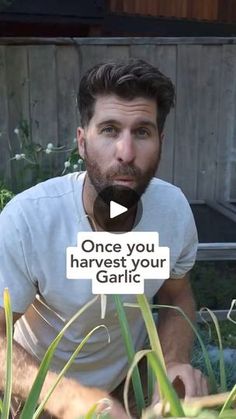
top-left (47, 143), bottom-right (54, 150)
top-left (14, 128), bottom-right (20, 135)
top-left (64, 161), bottom-right (70, 168)
top-left (45, 148), bottom-right (52, 154)
top-left (73, 164), bottom-right (78, 170)
top-left (77, 159), bottom-right (83, 165)
top-left (15, 154), bottom-right (22, 160)
top-left (20, 153), bottom-right (25, 159)
top-left (73, 137), bottom-right (77, 144)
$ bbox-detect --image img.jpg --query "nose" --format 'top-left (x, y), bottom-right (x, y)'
top-left (115, 131), bottom-right (135, 164)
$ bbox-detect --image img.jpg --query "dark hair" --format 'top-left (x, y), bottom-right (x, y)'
top-left (78, 58), bottom-right (175, 134)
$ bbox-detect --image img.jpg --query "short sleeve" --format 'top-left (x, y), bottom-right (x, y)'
top-left (0, 200), bottom-right (37, 313)
top-left (170, 200), bottom-right (198, 279)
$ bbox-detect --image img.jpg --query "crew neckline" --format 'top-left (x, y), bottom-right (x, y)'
top-left (71, 171), bottom-right (144, 233)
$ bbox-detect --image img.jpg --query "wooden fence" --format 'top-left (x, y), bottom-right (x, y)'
top-left (0, 37), bottom-right (235, 201)
top-left (108, 0), bottom-right (236, 23)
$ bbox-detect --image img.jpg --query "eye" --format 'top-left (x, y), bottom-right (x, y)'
top-left (101, 126), bottom-right (118, 136)
top-left (136, 127), bottom-right (150, 138)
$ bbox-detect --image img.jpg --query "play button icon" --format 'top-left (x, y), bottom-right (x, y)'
top-left (93, 185), bottom-right (143, 232)
top-left (110, 201), bottom-right (127, 219)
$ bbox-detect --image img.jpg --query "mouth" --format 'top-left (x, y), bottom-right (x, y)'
top-left (112, 178), bottom-right (136, 186)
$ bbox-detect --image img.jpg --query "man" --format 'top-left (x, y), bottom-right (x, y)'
top-left (0, 59), bottom-right (208, 418)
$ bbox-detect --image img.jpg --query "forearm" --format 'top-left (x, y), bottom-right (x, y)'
top-left (157, 279), bottom-right (196, 364)
top-left (0, 334), bottom-right (61, 406)
top-left (0, 334), bottom-right (109, 417)
top-left (0, 334), bottom-right (40, 399)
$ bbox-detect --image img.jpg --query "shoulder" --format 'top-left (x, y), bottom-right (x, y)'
top-left (0, 172), bottom-right (84, 225)
top-left (12, 172), bottom-right (82, 202)
top-left (3, 172), bottom-right (83, 207)
top-left (144, 177), bottom-right (189, 207)
top-left (141, 177), bottom-right (195, 230)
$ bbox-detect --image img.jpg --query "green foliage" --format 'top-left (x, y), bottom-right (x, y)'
top-left (0, 184), bottom-right (14, 211)
top-left (201, 320), bottom-right (236, 349)
top-left (1, 290), bottom-right (236, 418)
top-left (192, 320), bottom-right (236, 391)
top-left (190, 261), bottom-right (236, 310)
top-left (9, 119), bottom-right (84, 193)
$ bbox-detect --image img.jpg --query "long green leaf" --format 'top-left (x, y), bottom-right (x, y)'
top-left (136, 295), bottom-right (166, 370)
top-left (123, 350), bottom-right (151, 417)
top-left (33, 325), bottom-right (109, 418)
top-left (200, 308), bottom-right (227, 392)
top-left (2, 288), bottom-right (13, 419)
top-left (219, 384), bottom-right (236, 416)
top-left (136, 294), bottom-right (166, 402)
top-left (124, 302), bottom-right (218, 394)
top-left (0, 398), bottom-right (3, 414)
top-left (147, 351), bottom-right (185, 417)
top-left (20, 295), bottom-right (99, 418)
top-left (147, 360), bottom-right (155, 406)
top-left (123, 349), bottom-right (185, 418)
top-left (113, 295), bottom-right (145, 416)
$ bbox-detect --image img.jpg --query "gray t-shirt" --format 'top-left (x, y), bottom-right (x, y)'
top-left (0, 172), bottom-right (198, 391)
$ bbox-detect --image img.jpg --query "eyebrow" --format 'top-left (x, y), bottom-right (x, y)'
top-left (96, 119), bottom-right (121, 128)
top-left (96, 119), bottom-right (157, 130)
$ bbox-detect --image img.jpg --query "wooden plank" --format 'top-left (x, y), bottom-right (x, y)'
top-left (130, 44), bottom-right (176, 183)
top-left (174, 45), bottom-right (202, 200)
top-left (79, 44), bottom-right (109, 75)
top-left (157, 0), bottom-right (188, 18)
top-left (154, 45), bottom-right (176, 184)
top-left (147, 0), bottom-right (159, 16)
top-left (135, 0), bottom-right (147, 15)
top-left (1, 37), bottom-right (236, 46)
top-left (108, 0), bottom-right (124, 13)
top-left (196, 46), bottom-right (221, 200)
top-left (216, 45), bottom-right (236, 201)
top-left (174, 0), bottom-right (188, 18)
top-left (230, 85), bottom-right (236, 199)
top-left (230, 163), bottom-right (236, 200)
top-left (56, 45), bottom-right (80, 171)
top-left (79, 44), bottom-right (130, 74)
top-left (0, 46), bottom-right (10, 186)
top-left (189, 0), bottom-right (218, 21)
top-left (28, 45), bottom-right (58, 181)
top-left (5, 45), bottom-right (30, 191)
top-left (218, 0), bottom-right (236, 23)
top-left (105, 45), bottom-right (130, 62)
top-left (123, 0), bottom-right (135, 13)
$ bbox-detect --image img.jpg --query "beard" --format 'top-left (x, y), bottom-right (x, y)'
top-left (83, 141), bottom-right (161, 206)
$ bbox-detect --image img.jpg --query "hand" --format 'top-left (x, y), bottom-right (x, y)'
top-left (45, 377), bottom-right (129, 419)
top-left (152, 362), bottom-right (209, 404)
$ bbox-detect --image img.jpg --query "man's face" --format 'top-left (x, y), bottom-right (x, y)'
top-left (77, 95), bottom-right (163, 198)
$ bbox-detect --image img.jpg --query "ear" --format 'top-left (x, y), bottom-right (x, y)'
top-left (160, 132), bottom-right (165, 144)
top-left (77, 127), bottom-right (85, 159)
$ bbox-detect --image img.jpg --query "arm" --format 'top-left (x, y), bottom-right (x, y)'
top-left (156, 274), bottom-right (195, 365)
top-left (0, 308), bottom-right (127, 418)
top-left (154, 274), bottom-right (208, 398)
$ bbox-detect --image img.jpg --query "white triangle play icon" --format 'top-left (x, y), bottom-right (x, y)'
top-left (110, 201), bottom-right (128, 219)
